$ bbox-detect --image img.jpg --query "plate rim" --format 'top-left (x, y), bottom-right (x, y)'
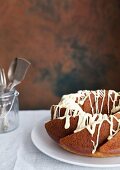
top-left (31, 112), bottom-right (120, 168)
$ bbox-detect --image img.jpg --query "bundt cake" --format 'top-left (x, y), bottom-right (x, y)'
top-left (45, 90), bottom-right (120, 157)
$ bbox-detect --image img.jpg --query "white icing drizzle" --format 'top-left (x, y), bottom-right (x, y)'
top-left (108, 114), bottom-right (120, 140)
top-left (100, 90), bottom-right (105, 113)
top-left (88, 94), bottom-right (94, 115)
top-left (51, 90), bottom-right (120, 153)
top-left (92, 122), bottom-right (103, 154)
top-left (108, 91), bottom-right (110, 114)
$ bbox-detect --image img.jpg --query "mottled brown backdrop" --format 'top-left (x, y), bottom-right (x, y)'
top-left (0, 0), bottom-right (120, 109)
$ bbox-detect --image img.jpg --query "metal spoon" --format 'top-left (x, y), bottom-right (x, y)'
top-left (7, 58), bottom-right (31, 90)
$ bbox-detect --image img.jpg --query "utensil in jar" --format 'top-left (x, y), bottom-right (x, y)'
top-left (0, 67), bottom-right (7, 127)
top-left (7, 58), bottom-right (31, 90)
top-left (0, 67), bottom-right (6, 92)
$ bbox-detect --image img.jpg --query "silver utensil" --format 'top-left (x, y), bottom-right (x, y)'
top-left (0, 67), bottom-right (6, 92)
top-left (0, 67), bottom-right (8, 128)
top-left (7, 58), bottom-right (31, 90)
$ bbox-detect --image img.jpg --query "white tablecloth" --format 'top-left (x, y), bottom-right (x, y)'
top-left (0, 110), bottom-right (119, 170)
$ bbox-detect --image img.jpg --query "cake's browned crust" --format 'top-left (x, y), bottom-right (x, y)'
top-left (59, 144), bottom-right (120, 158)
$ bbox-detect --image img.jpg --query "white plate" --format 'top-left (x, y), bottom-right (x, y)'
top-left (31, 111), bottom-right (120, 168)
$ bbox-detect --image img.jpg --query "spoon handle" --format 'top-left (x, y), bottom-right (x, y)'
top-left (7, 80), bottom-right (21, 91)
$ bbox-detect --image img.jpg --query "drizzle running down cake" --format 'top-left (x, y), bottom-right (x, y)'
top-left (45, 90), bottom-right (120, 157)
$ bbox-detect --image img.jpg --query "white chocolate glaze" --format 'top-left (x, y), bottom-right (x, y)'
top-left (51, 90), bottom-right (120, 154)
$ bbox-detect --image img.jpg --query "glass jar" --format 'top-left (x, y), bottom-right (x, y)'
top-left (0, 90), bottom-right (19, 133)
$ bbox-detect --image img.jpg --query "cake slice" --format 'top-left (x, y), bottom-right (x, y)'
top-left (45, 116), bottom-right (78, 142)
top-left (59, 120), bottom-right (110, 155)
top-left (99, 131), bottom-right (120, 154)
